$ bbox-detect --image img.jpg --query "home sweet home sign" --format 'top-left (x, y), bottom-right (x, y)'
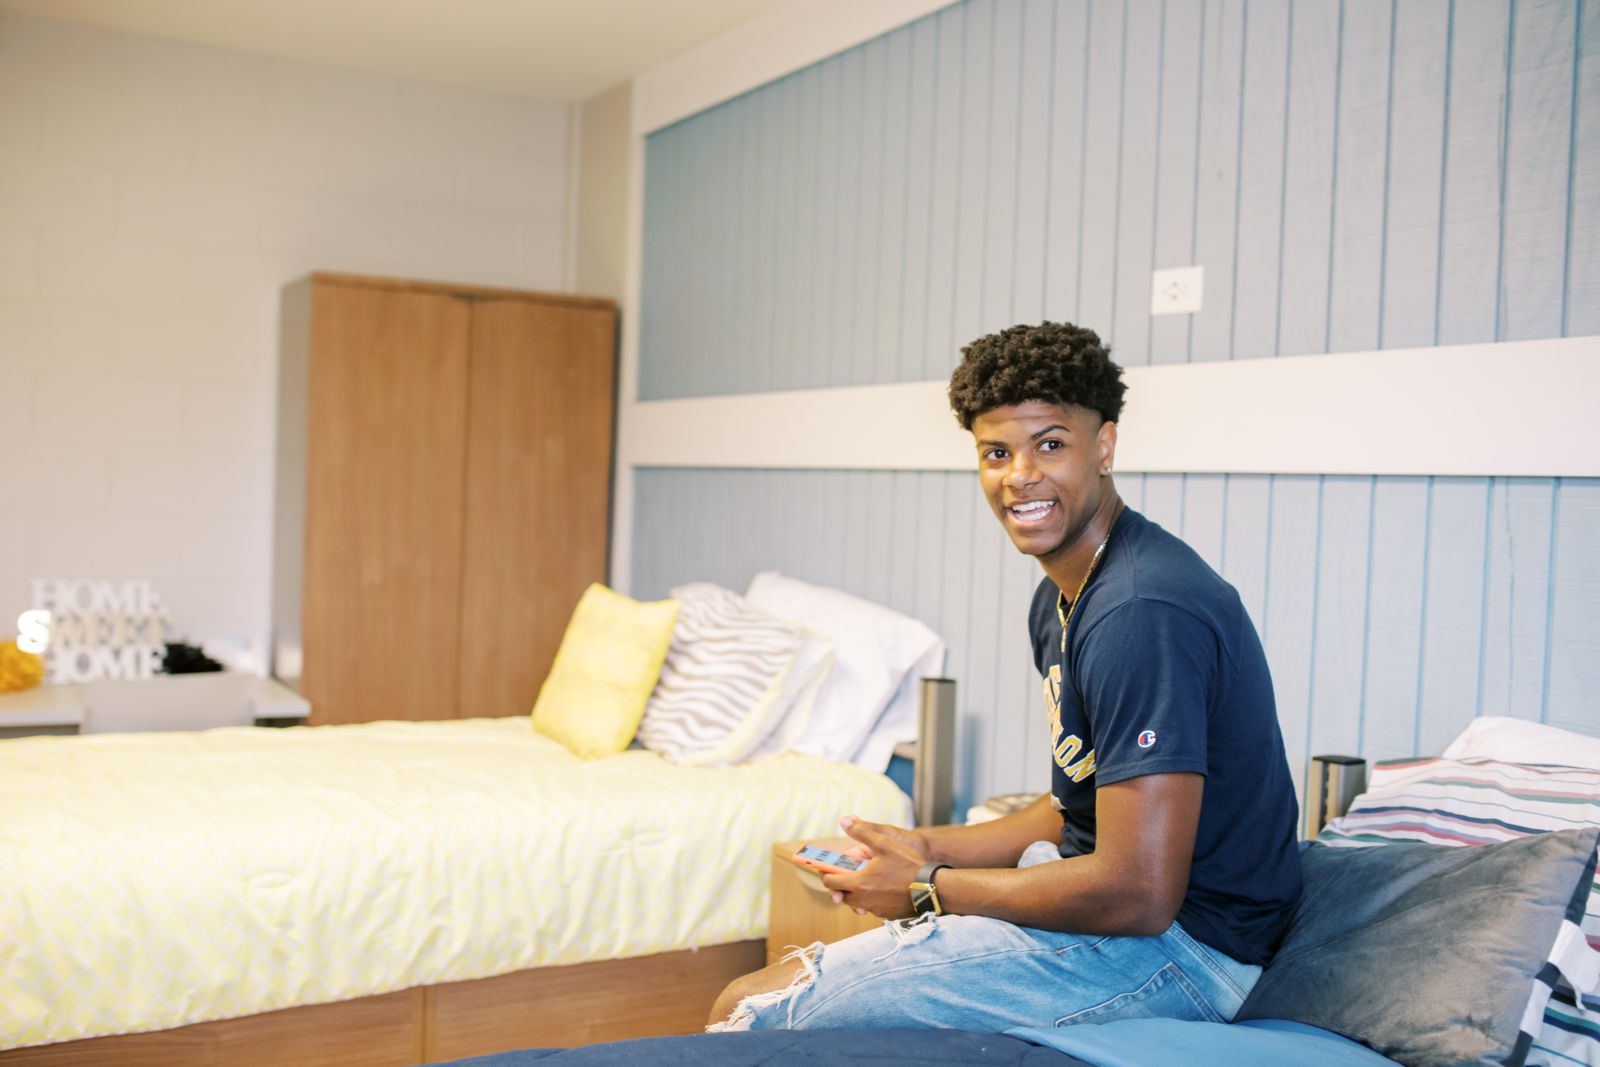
top-left (16, 579), bottom-right (171, 683)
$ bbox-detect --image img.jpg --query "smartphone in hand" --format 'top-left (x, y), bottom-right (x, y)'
top-left (792, 844), bottom-right (867, 873)
top-left (788, 843), bottom-right (865, 894)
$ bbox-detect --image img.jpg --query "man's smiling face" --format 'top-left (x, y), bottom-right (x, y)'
top-left (972, 400), bottom-right (1117, 567)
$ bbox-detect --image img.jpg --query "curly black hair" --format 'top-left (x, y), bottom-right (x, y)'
top-left (947, 321), bottom-right (1127, 430)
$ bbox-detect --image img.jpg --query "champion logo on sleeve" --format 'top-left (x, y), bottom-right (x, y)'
top-left (1137, 729), bottom-right (1157, 749)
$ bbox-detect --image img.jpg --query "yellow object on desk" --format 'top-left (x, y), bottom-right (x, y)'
top-left (0, 639), bottom-right (43, 693)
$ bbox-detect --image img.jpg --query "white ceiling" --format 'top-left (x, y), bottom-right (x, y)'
top-left (0, 0), bottom-right (790, 102)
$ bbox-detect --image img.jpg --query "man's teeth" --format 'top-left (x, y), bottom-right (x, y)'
top-left (1013, 501), bottom-right (1054, 517)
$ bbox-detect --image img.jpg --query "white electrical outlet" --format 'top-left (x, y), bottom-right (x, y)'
top-left (1150, 265), bottom-right (1204, 316)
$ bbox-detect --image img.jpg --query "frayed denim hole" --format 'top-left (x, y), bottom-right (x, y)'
top-left (872, 912), bottom-right (938, 963)
top-left (707, 941), bottom-right (824, 1034)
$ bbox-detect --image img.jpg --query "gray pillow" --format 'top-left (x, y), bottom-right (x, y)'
top-left (1237, 827), bottom-right (1600, 1067)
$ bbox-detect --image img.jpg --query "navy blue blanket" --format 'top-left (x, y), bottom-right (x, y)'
top-left (430, 1028), bottom-right (1087, 1066)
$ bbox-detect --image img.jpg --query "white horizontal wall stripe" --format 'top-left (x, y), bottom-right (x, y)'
top-left (632, 0), bottom-right (958, 136)
top-left (620, 336), bottom-right (1600, 478)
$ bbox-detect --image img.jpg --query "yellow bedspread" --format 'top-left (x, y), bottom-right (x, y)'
top-left (0, 717), bottom-right (911, 1050)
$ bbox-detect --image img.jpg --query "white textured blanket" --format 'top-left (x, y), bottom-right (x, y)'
top-left (0, 717), bottom-right (910, 1049)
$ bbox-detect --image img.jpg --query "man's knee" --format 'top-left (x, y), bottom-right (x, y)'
top-left (708, 955), bottom-right (808, 1028)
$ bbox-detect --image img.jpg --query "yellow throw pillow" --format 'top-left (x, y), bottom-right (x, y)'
top-left (531, 584), bottom-right (679, 759)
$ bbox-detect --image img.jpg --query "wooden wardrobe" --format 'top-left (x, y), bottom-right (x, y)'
top-left (273, 273), bottom-right (616, 725)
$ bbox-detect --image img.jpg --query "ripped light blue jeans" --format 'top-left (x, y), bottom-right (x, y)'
top-left (721, 842), bottom-right (1261, 1034)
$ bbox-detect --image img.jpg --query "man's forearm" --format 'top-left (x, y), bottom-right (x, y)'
top-left (931, 851), bottom-right (1172, 935)
top-left (919, 776), bottom-right (1202, 936)
top-left (920, 794), bottom-right (1061, 868)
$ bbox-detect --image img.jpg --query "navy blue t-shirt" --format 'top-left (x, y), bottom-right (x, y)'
top-left (1028, 508), bottom-right (1301, 966)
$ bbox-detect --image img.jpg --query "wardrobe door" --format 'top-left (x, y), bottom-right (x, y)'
top-left (303, 281), bottom-right (472, 724)
top-left (457, 298), bottom-right (616, 718)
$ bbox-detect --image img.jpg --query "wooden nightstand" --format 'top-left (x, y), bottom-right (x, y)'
top-left (767, 837), bottom-right (881, 964)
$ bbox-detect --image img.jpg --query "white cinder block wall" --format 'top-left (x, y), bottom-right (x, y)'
top-left (0, 13), bottom-right (574, 672)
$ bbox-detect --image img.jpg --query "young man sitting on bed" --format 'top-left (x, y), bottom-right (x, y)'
top-left (710, 321), bottom-right (1302, 1034)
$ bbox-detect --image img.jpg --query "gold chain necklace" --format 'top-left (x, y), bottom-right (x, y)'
top-left (1056, 503), bottom-right (1124, 654)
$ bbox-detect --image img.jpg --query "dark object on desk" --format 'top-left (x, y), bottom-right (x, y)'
top-left (163, 643), bottom-right (223, 674)
top-left (1304, 754), bottom-right (1368, 837)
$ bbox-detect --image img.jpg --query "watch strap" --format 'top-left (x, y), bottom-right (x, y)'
top-left (909, 862), bottom-right (950, 917)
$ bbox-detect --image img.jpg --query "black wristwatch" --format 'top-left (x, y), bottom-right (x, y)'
top-left (909, 862), bottom-right (951, 917)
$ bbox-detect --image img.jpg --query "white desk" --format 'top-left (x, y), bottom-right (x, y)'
top-left (0, 674), bottom-right (310, 737)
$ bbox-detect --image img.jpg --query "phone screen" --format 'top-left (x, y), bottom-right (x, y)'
top-left (795, 845), bottom-right (865, 871)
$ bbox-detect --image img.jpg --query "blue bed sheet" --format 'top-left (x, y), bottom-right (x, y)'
top-left (428, 1019), bottom-right (1397, 1067)
top-left (431, 1027), bottom-right (1086, 1066)
top-left (1013, 1018), bottom-right (1399, 1066)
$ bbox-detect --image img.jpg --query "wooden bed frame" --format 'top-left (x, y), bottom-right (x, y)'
top-left (0, 940), bottom-right (764, 1067)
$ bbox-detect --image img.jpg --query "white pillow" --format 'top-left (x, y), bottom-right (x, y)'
top-left (854, 642), bottom-right (946, 771)
top-left (744, 572), bottom-right (945, 770)
top-left (635, 583), bottom-right (832, 767)
top-left (742, 634), bottom-right (833, 761)
top-left (1442, 715), bottom-right (1600, 771)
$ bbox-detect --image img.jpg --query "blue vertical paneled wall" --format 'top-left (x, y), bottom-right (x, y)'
top-left (634, 0), bottom-right (1600, 815)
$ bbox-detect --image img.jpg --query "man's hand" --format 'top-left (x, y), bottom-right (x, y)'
top-left (821, 815), bottom-right (933, 919)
